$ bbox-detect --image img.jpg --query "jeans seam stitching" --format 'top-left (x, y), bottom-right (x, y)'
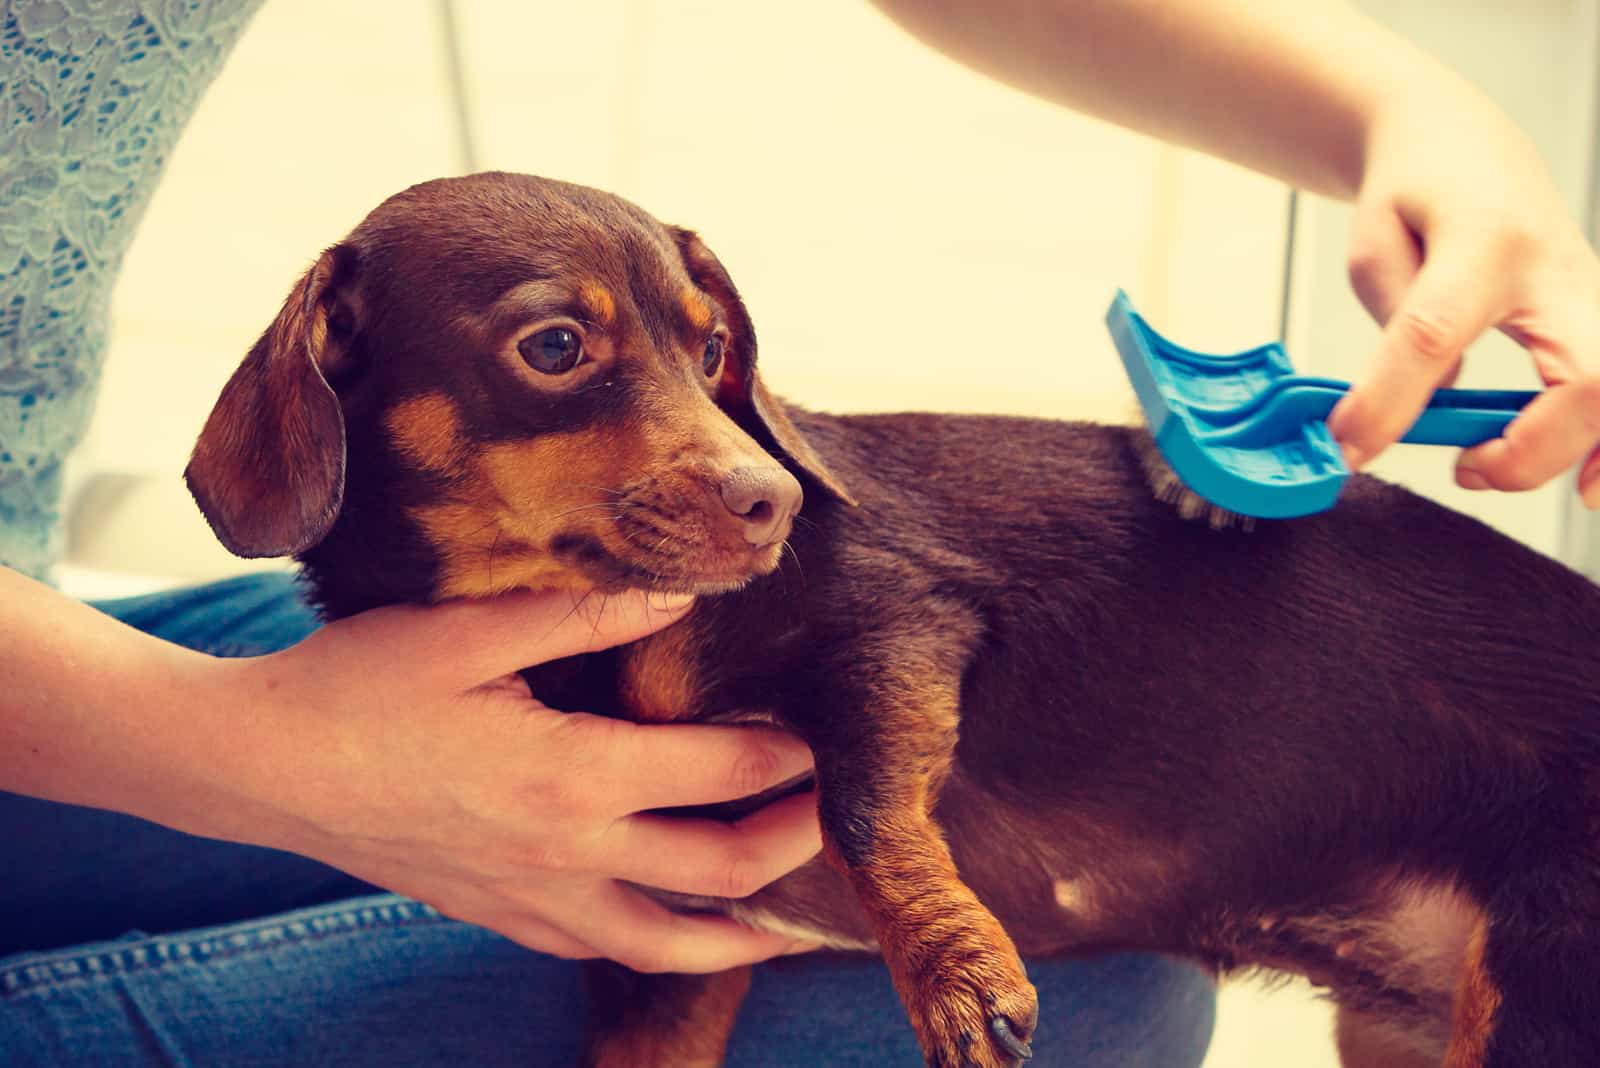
top-left (1, 903), bottom-right (449, 997)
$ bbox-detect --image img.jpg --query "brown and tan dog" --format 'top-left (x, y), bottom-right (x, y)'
top-left (187, 172), bottom-right (1600, 1068)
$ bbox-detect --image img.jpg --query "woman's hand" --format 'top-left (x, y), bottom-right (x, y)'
top-left (215, 589), bottom-right (821, 973)
top-left (1328, 87), bottom-right (1600, 503)
top-left (869, 1), bottom-right (1600, 502)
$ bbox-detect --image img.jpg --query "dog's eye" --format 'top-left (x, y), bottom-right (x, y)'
top-left (519, 327), bottom-right (583, 375)
top-left (702, 335), bottom-right (724, 378)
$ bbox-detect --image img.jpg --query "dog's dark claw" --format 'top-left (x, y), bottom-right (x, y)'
top-left (990, 1015), bottom-right (1033, 1061)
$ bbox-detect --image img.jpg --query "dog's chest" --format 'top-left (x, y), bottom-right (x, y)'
top-left (617, 619), bottom-right (711, 724)
top-left (616, 611), bottom-right (783, 727)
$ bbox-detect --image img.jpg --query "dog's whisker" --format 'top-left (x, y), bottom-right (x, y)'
top-left (565, 481), bottom-right (628, 498)
top-left (781, 540), bottom-right (806, 586)
top-left (487, 525), bottom-right (503, 593)
top-left (589, 590), bottom-right (609, 649)
top-left (538, 586), bottom-right (600, 649)
top-left (451, 512), bottom-right (506, 545)
top-left (547, 501), bottom-right (626, 523)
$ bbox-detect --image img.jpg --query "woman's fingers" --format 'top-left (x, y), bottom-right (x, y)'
top-left (601, 788), bottom-right (822, 898)
top-left (556, 880), bottom-right (818, 974)
top-left (1328, 226), bottom-right (1505, 470)
top-left (448, 588), bottom-right (696, 684)
top-left (580, 717), bottom-right (817, 811)
top-left (1456, 377), bottom-right (1600, 492)
top-left (338, 588), bottom-right (695, 691)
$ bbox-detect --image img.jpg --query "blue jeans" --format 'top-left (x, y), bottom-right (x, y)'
top-left (0, 574), bottom-right (1215, 1066)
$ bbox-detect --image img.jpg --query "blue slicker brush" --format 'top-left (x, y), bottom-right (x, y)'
top-left (1107, 290), bottom-right (1536, 522)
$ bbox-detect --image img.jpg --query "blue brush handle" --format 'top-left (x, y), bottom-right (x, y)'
top-left (1197, 376), bottom-right (1535, 449)
top-left (1405, 387), bottom-right (1535, 445)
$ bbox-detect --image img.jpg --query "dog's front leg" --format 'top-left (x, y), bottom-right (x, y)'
top-left (804, 671), bottom-right (1037, 1068)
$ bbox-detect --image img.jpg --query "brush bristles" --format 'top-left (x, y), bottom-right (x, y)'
top-left (1131, 429), bottom-right (1255, 532)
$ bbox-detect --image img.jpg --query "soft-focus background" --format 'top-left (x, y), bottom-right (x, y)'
top-left (59, 2), bottom-right (1600, 1063)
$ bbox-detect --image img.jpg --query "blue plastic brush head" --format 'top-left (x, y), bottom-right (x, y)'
top-left (1106, 290), bottom-right (1533, 520)
top-left (1107, 292), bottom-right (1346, 519)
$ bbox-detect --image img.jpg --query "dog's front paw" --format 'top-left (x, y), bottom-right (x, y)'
top-left (910, 946), bottom-right (1038, 1068)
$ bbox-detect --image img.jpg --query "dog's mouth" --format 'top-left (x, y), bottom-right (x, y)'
top-left (550, 530), bottom-right (785, 596)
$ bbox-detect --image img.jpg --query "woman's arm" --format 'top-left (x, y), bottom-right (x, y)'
top-left (871, 0), bottom-right (1396, 197)
top-left (1, 567), bottom-right (820, 972)
top-left (874, 0), bottom-right (1600, 502)
top-left (0, 566), bottom-right (257, 831)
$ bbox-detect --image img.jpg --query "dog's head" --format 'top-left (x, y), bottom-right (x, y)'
top-left (186, 172), bottom-right (854, 605)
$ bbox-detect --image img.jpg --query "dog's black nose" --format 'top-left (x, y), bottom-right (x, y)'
top-left (719, 466), bottom-right (802, 547)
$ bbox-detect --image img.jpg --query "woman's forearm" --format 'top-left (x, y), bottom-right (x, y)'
top-left (869, 0), bottom-right (1468, 199)
top-left (0, 567), bottom-right (285, 843)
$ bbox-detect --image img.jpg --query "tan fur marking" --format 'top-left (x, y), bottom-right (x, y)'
top-left (586, 968), bottom-right (750, 1068)
top-left (386, 393), bottom-right (466, 475)
top-left (619, 617), bottom-right (706, 722)
top-left (410, 500), bottom-right (577, 598)
top-left (1442, 915), bottom-right (1501, 1068)
top-left (839, 807), bottom-right (1035, 1068)
top-left (579, 279), bottom-right (617, 326)
top-left (410, 428), bottom-right (645, 599)
top-left (681, 287), bottom-right (715, 332)
top-left (823, 672), bottom-right (1036, 1068)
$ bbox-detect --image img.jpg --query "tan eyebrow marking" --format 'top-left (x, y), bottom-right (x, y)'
top-left (681, 287), bottom-right (715, 333)
top-left (578, 279), bottom-right (617, 326)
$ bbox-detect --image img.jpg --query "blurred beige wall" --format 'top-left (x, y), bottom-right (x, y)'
top-left (64, 0), bottom-right (1594, 586)
top-left (67, 0), bottom-right (1286, 581)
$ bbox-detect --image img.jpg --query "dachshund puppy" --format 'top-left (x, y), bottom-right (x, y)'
top-left (188, 172), bottom-right (1600, 1068)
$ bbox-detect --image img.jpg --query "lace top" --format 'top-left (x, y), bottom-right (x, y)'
top-left (0, 0), bottom-right (260, 581)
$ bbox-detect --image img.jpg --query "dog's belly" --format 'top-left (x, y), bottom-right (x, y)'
top-left (651, 858), bottom-right (878, 952)
top-left (658, 783), bottom-right (1475, 1066)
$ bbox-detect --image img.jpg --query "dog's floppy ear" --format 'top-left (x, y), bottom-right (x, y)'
top-left (185, 244), bottom-right (361, 557)
top-left (670, 226), bottom-right (857, 507)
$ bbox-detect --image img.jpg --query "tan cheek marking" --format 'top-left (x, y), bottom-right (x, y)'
top-left (386, 393), bottom-right (466, 475)
top-left (409, 429), bottom-right (647, 599)
top-left (410, 499), bottom-right (582, 599)
top-left (579, 280), bottom-right (616, 327)
top-left (682, 288), bottom-right (715, 333)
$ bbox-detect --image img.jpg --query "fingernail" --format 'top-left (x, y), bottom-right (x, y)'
top-left (1457, 467), bottom-right (1490, 491)
top-left (786, 938), bottom-right (824, 955)
top-left (653, 592), bottom-right (695, 612)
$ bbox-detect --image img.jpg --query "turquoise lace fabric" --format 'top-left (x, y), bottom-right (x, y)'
top-left (0, 0), bottom-right (261, 580)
